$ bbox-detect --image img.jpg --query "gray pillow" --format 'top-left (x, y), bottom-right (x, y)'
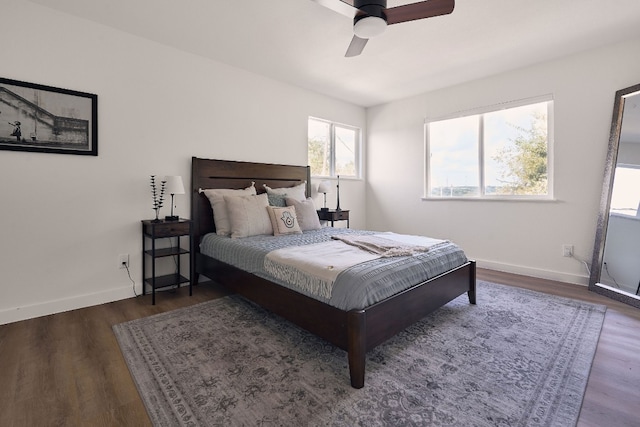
top-left (267, 193), bottom-right (287, 207)
top-left (285, 197), bottom-right (321, 231)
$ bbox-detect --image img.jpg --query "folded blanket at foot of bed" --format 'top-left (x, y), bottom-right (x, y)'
top-left (264, 233), bottom-right (446, 299)
top-left (331, 233), bottom-right (444, 257)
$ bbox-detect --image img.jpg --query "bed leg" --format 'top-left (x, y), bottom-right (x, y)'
top-left (347, 310), bottom-right (366, 389)
top-left (468, 260), bottom-right (477, 305)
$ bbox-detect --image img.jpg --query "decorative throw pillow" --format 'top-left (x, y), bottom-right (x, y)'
top-left (267, 206), bottom-right (302, 236)
top-left (224, 193), bottom-right (273, 238)
top-left (264, 182), bottom-right (307, 202)
top-left (202, 183), bottom-right (256, 236)
top-left (285, 197), bottom-right (321, 231)
top-left (267, 193), bottom-right (288, 207)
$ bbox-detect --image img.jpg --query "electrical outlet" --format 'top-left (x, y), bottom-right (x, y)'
top-left (118, 253), bottom-right (129, 269)
top-left (562, 245), bottom-right (573, 257)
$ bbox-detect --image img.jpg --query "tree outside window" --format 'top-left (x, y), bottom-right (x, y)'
top-left (308, 117), bottom-right (359, 178)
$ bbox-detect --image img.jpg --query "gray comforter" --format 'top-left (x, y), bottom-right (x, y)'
top-left (200, 228), bottom-right (468, 311)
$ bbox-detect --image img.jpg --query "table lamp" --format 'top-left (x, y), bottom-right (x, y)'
top-left (317, 180), bottom-right (331, 211)
top-left (164, 175), bottom-right (185, 221)
top-left (336, 175), bottom-right (341, 211)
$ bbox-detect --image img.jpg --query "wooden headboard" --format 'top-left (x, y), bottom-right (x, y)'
top-left (190, 157), bottom-right (311, 248)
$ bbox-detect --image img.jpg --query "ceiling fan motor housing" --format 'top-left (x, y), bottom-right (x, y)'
top-left (354, 0), bottom-right (388, 22)
top-left (353, 0), bottom-right (388, 39)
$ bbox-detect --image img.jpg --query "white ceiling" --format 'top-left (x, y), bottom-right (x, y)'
top-left (28, 0), bottom-right (640, 107)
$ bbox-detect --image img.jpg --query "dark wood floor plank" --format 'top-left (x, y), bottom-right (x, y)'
top-left (0, 273), bottom-right (638, 426)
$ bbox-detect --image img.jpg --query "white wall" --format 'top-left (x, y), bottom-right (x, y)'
top-left (0, 0), bottom-right (366, 324)
top-left (366, 37), bottom-right (640, 285)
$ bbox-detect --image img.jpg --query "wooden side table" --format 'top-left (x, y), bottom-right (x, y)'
top-left (317, 209), bottom-right (350, 228)
top-left (141, 218), bottom-right (193, 305)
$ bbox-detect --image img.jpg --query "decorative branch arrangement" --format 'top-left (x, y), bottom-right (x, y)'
top-left (150, 175), bottom-right (166, 221)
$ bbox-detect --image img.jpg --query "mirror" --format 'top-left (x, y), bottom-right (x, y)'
top-left (589, 83), bottom-right (640, 308)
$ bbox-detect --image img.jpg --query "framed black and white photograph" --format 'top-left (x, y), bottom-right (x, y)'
top-left (0, 77), bottom-right (97, 156)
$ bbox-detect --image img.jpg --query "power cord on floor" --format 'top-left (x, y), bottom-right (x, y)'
top-left (569, 253), bottom-right (591, 276)
top-left (169, 238), bottom-right (181, 292)
top-left (603, 262), bottom-right (620, 288)
top-left (123, 262), bottom-right (138, 296)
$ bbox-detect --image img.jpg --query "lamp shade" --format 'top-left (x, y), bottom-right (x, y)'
top-left (317, 180), bottom-right (331, 194)
top-left (164, 176), bottom-right (185, 195)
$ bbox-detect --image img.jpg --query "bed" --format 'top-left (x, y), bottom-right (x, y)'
top-left (191, 157), bottom-right (476, 388)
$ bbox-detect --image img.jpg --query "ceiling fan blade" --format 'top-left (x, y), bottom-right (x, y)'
top-left (345, 35), bottom-right (368, 57)
top-left (310, 0), bottom-right (358, 18)
top-left (386, 0), bottom-right (455, 25)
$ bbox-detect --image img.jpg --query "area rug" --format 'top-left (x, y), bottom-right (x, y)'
top-left (113, 281), bottom-right (606, 426)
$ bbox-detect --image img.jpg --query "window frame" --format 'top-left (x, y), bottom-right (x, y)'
top-left (308, 116), bottom-right (361, 179)
top-left (424, 95), bottom-right (554, 200)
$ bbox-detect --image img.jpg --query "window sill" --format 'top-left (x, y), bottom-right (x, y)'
top-left (312, 176), bottom-right (362, 181)
top-left (610, 212), bottom-right (640, 222)
top-left (421, 196), bottom-right (557, 202)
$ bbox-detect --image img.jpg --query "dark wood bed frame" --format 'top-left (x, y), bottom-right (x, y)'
top-left (191, 157), bottom-right (476, 388)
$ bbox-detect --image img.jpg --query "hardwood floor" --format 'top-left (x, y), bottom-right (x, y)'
top-left (0, 284), bottom-right (230, 427)
top-left (0, 270), bottom-right (638, 426)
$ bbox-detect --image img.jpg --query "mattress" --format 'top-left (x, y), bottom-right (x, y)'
top-left (200, 227), bottom-right (468, 311)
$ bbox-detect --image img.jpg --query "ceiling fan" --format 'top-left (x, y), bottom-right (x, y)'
top-left (312, 0), bottom-right (455, 57)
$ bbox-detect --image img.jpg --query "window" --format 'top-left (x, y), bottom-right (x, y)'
top-left (308, 117), bottom-right (360, 178)
top-left (425, 97), bottom-right (553, 199)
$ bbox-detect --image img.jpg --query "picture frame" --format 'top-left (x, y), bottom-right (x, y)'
top-left (0, 77), bottom-right (98, 156)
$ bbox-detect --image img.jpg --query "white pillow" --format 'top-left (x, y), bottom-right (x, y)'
top-left (224, 193), bottom-right (273, 238)
top-left (285, 197), bottom-right (321, 231)
top-left (267, 206), bottom-right (302, 236)
top-left (264, 181), bottom-right (307, 201)
top-left (202, 183), bottom-right (256, 236)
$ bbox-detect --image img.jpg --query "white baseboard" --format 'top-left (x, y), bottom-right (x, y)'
top-left (1, 260), bottom-right (588, 325)
top-left (0, 285), bottom-right (137, 325)
top-left (475, 258), bottom-right (589, 286)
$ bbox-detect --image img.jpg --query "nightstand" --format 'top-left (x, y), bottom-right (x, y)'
top-left (317, 209), bottom-right (350, 228)
top-left (141, 218), bottom-right (193, 305)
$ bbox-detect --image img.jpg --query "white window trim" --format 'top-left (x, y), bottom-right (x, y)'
top-left (423, 95), bottom-right (555, 200)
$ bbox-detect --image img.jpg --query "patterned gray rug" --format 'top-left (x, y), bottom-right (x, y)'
top-left (113, 281), bottom-right (606, 426)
